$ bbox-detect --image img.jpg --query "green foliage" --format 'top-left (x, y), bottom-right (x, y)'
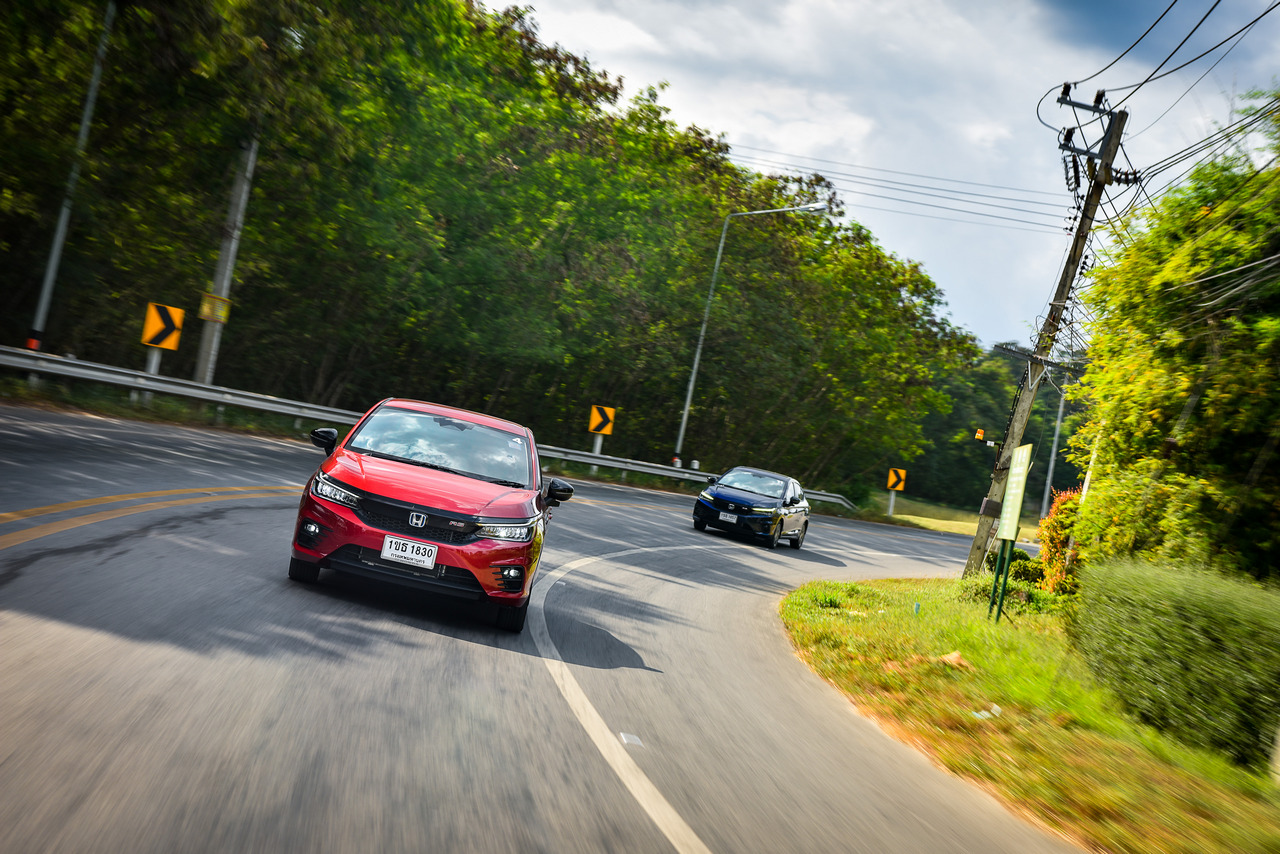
top-left (0, 0), bottom-right (974, 499)
top-left (1075, 558), bottom-right (1280, 769)
top-left (1038, 487), bottom-right (1081, 593)
top-left (910, 345), bottom-right (1081, 513)
top-left (1071, 97), bottom-right (1280, 579)
top-left (958, 570), bottom-right (1064, 616)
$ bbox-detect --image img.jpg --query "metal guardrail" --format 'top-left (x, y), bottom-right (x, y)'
top-left (1, 345), bottom-right (857, 511)
top-left (0, 345), bottom-right (363, 423)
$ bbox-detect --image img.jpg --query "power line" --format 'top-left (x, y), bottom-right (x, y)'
top-left (1111, 0), bottom-right (1223, 109)
top-left (1072, 0), bottom-right (1182, 85)
top-left (734, 153), bottom-right (1063, 210)
top-left (729, 143), bottom-right (1061, 197)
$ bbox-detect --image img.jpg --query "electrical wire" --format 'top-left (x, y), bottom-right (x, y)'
top-left (729, 143), bottom-right (1060, 197)
top-left (1111, 0), bottom-right (1223, 109)
top-left (1073, 0), bottom-right (1183, 85)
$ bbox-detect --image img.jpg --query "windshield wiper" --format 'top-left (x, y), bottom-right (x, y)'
top-left (487, 479), bottom-right (528, 488)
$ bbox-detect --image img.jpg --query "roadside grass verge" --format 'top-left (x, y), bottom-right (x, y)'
top-left (859, 492), bottom-right (1040, 542)
top-left (779, 578), bottom-right (1280, 854)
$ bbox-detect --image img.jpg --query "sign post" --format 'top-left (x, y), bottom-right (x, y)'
top-left (587, 405), bottom-right (615, 475)
top-left (138, 302), bottom-right (184, 404)
top-left (886, 468), bottom-right (905, 516)
top-left (990, 444), bottom-right (1033, 622)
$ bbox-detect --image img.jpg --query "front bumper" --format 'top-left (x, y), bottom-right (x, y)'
top-left (692, 497), bottom-right (777, 537)
top-left (291, 492), bottom-right (542, 603)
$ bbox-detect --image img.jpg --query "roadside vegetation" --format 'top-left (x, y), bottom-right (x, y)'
top-left (780, 577), bottom-right (1280, 854)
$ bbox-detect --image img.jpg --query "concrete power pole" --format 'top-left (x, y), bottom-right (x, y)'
top-left (194, 134), bottom-right (259, 385)
top-left (961, 95), bottom-right (1128, 577)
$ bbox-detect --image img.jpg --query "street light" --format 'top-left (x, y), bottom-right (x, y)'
top-left (673, 201), bottom-right (827, 464)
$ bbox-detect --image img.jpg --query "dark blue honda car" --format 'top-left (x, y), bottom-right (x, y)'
top-left (691, 466), bottom-right (810, 549)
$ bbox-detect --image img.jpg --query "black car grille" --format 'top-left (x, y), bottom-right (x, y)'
top-left (355, 496), bottom-right (479, 543)
top-left (711, 497), bottom-right (764, 514)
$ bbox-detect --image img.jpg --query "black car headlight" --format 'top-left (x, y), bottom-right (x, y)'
top-left (311, 472), bottom-right (360, 508)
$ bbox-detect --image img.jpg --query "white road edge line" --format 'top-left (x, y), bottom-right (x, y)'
top-left (530, 546), bottom-right (716, 854)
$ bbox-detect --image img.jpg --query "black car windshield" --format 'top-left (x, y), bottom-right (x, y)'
top-left (346, 407), bottom-right (533, 487)
top-left (717, 469), bottom-right (786, 498)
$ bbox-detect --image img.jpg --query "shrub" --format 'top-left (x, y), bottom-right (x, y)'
top-left (1074, 558), bottom-right (1280, 769)
top-left (1038, 487), bottom-right (1081, 593)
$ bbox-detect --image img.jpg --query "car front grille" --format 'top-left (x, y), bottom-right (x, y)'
top-left (355, 497), bottom-right (479, 543)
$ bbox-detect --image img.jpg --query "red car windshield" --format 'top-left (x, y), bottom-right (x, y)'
top-left (346, 406), bottom-right (533, 488)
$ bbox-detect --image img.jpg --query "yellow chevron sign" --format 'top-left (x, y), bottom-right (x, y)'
top-left (142, 303), bottom-right (184, 350)
top-left (887, 468), bottom-right (906, 491)
top-left (588, 405), bottom-right (615, 435)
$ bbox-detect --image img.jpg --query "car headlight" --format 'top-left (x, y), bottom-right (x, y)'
top-left (477, 520), bottom-right (536, 541)
top-left (753, 504), bottom-right (782, 515)
top-left (311, 472), bottom-right (360, 508)
top-left (699, 490), bottom-right (713, 501)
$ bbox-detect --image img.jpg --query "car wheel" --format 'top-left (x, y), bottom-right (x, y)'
top-left (495, 600), bottom-right (529, 633)
top-left (288, 557), bottom-right (320, 583)
top-left (766, 521), bottom-right (782, 549)
top-left (693, 518), bottom-right (707, 531)
top-left (789, 522), bottom-right (808, 550)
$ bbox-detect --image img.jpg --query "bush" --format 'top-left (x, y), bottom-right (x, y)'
top-left (983, 545), bottom-right (1045, 584)
top-left (1074, 558), bottom-right (1280, 769)
top-left (1038, 487), bottom-right (1081, 593)
top-left (956, 572), bottom-right (1067, 617)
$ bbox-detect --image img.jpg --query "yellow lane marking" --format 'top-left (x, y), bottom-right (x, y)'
top-left (0, 492), bottom-right (294, 552)
top-left (0, 486), bottom-right (297, 525)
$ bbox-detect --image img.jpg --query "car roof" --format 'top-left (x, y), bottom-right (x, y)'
top-left (374, 398), bottom-right (531, 436)
top-left (725, 465), bottom-right (796, 483)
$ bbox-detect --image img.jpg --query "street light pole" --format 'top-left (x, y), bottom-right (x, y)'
top-left (673, 202), bottom-right (826, 464)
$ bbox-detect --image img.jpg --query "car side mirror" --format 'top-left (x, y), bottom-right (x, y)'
top-left (706, 475), bottom-right (718, 484)
top-left (310, 427), bottom-right (338, 456)
top-left (547, 477), bottom-right (574, 506)
top-left (787, 496), bottom-right (800, 506)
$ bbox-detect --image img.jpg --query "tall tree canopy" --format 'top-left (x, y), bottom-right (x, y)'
top-left (1, 0), bottom-right (974, 500)
top-left (1070, 92), bottom-right (1280, 579)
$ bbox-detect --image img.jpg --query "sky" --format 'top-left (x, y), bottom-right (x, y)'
top-left (516, 0), bottom-right (1280, 348)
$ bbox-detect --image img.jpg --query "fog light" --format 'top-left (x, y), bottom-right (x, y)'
top-left (303, 521), bottom-right (321, 536)
top-left (502, 567), bottom-right (522, 579)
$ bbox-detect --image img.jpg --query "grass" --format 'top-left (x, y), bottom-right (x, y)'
top-left (780, 578), bottom-right (1280, 853)
top-left (864, 491), bottom-right (1042, 543)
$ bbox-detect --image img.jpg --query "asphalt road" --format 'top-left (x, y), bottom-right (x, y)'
top-left (0, 404), bottom-right (1079, 853)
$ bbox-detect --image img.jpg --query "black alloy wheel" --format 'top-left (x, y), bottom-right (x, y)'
top-left (693, 518), bottom-right (707, 531)
top-left (766, 521), bottom-right (782, 549)
top-left (789, 522), bottom-right (807, 550)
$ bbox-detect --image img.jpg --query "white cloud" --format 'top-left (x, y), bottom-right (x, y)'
top-left (522, 0), bottom-right (1280, 346)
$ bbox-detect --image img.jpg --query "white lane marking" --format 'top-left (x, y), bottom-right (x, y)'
top-left (531, 546), bottom-right (715, 854)
top-left (620, 732), bottom-right (644, 747)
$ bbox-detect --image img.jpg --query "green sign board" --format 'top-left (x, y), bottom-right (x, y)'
top-left (997, 444), bottom-right (1033, 540)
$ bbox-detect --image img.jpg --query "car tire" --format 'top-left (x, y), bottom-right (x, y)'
top-left (766, 522), bottom-right (782, 549)
top-left (288, 557), bottom-right (320, 583)
top-left (496, 600), bottom-right (529, 633)
top-left (789, 522), bottom-right (807, 550)
top-left (693, 518), bottom-right (707, 531)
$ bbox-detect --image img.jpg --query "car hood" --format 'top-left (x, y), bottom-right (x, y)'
top-left (709, 484), bottom-right (781, 508)
top-left (324, 450), bottom-right (537, 518)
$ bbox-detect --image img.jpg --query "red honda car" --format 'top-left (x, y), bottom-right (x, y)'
top-left (288, 398), bottom-right (573, 632)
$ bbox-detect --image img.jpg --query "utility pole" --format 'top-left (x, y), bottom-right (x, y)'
top-left (28, 0), bottom-right (116, 352)
top-left (962, 91), bottom-right (1127, 577)
top-left (193, 133), bottom-right (259, 385)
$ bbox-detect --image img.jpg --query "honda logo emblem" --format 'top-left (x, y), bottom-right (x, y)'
top-left (409, 512), bottom-right (427, 528)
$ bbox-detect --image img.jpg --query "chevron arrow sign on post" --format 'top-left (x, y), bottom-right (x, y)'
top-left (142, 303), bottom-right (184, 350)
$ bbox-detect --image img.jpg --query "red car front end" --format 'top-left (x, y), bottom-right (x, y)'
top-left (288, 399), bottom-right (572, 632)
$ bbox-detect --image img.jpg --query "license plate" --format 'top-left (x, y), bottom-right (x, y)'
top-left (718, 511), bottom-right (738, 523)
top-left (381, 535), bottom-right (437, 570)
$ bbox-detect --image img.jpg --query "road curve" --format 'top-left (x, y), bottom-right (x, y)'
top-left (0, 404), bottom-right (1078, 853)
